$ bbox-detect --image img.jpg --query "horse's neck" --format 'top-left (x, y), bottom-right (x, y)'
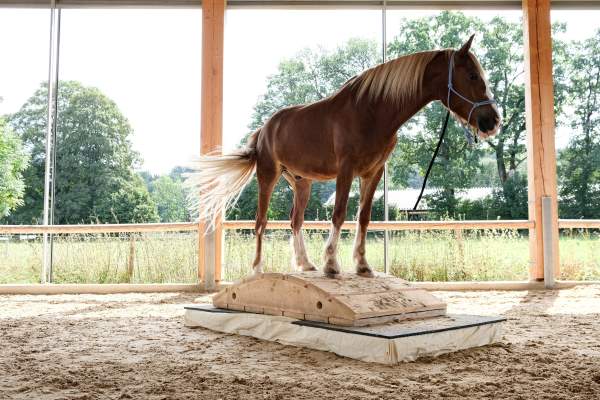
top-left (369, 90), bottom-right (436, 139)
top-left (366, 56), bottom-right (445, 138)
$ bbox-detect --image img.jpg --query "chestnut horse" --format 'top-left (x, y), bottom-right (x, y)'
top-left (187, 35), bottom-right (500, 278)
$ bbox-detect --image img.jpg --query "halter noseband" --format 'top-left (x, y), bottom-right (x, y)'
top-left (446, 50), bottom-right (497, 145)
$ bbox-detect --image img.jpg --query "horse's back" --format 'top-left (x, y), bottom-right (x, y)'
top-left (258, 100), bottom-right (343, 180)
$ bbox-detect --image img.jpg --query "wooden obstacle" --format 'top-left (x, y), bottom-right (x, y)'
top-left (189, 272), bottom-right (505, 363)
top-left (213, 271), bottom-right (446, 326)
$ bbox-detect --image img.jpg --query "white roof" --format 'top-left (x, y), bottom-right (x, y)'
top-left (325, 187), bottom-right (494, 210)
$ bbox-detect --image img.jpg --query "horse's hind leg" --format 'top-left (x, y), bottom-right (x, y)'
top-left (353, 167), bottom-right (384, 278)
top-left (252, 161), bottom-right (279, 274)
top-left (324, 163), bottom-right (354, 278)
top-left (286, 175), bottom-right (317, 272)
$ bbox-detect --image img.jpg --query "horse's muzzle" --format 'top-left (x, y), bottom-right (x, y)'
top-left (476, 110), bottom-right (501, 139)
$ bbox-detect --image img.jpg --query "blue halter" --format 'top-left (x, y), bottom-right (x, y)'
top-left (447, 51), bottom-right (497, 145)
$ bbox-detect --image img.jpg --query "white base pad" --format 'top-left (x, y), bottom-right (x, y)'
top-left (184, 306), bottom-right (505, 364)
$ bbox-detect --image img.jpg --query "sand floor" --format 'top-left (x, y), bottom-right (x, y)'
top-left (1, 286), bottom-right (599, 399)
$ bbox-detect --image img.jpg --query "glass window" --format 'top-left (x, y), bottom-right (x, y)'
top-left (551, 9), bottom-right (600, 280)
top-left (0, 9), bottom-right (50, 283)
top-left (49, 9), bottom-right (202, 283)
top-left (383, 9), bottom-right (528, 281)
top-left (55, 8), bottom-right (201, 225)
top-left (385, 10), bottom-right (525, 223)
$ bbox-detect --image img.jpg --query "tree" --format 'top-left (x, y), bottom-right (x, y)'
top-left (95, 176), bottom-right (159, 223)
top-left (149, 175), bottom-right (190, 222)
top-left (6, 81), bottom-right (158, 224)
top-left (0, 118), bottom-right (29, 217)
top-left (558, 32), bottom-right (600, 218)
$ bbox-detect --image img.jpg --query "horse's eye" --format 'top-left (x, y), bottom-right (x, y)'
top-left (469, 73), bottom-right (479, 81)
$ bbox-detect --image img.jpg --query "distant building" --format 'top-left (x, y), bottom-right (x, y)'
top-left (325, 187), bottom-right (495, 214)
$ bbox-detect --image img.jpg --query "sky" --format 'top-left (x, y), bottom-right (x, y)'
top-left (0, 7), bottom-right (598, 175)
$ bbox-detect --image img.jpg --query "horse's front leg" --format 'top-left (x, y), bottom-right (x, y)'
top-left (353, 167), bottom-right (384, 278)
top-left (324, 163), bottom-right (354, 278)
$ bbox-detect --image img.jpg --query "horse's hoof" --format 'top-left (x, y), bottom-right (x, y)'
top-left (356, 268), bottom-right (375, 278)
top-left (324, 271), bottom-right (342, 279)
top-left (302, 265), bottom-right (318, 272)
top-left (252, 263), bottom-right (263, 275)
top-left (323, 259), bottom-right (340, 278)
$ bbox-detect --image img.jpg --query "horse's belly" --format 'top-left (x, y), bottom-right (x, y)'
top-left (281, 159), bottom-right (338, 181)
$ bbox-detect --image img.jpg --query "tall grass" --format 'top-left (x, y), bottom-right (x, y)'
top-left (223, 229), bottom-right (530, 282)
top-left (0, 232), bottom-right (198, 284)
top-left (0, 228), bottom-right (598, 284)
top-left (559, 229), bottom-right (600, 280)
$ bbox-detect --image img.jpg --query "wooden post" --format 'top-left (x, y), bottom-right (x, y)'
top-left (198, 0), bottom-right (225, 290)
top-left (522, 0), bottom-right (560, 281)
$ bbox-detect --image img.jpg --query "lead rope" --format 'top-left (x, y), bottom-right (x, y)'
top-left (413, 110), bottom-right (450, 211)
top-left (413, 50), bottom-right (498, 211)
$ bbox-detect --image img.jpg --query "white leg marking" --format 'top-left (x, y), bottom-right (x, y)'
top-left (352, 212), bottom-right (374, 277)
top-left (323, 224), bottom-right (341, 276)
top-left (291, 231), bottom-right (316, 272)
top-left (253, 261), bottom-right (263, 275)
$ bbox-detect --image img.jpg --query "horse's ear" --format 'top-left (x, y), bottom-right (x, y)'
top-left (457, 34), bottom-right (475, 57)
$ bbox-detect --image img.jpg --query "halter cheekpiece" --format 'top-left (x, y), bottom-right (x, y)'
top-left (446, 50), bottom-right (497, 145)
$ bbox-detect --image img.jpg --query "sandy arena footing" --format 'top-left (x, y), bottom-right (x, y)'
top-left (1, 286), bottom-right (599, 399)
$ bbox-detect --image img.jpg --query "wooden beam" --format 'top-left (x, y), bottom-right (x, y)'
top-left (522, 0), bottom-right (559, 281)
top-left (558, 219), bottom-right (600, 229)
top-left (199, 0), bottom-right (225, 288)
top-left (0, 222), bottom-right (197, 234)
top-left (0, 219), bottom-right (535, 235)
top-left (222, 220), bottom-right (534, 230)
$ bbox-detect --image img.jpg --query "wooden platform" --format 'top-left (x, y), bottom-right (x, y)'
top-left (213, 271), bottom-right (446, 326)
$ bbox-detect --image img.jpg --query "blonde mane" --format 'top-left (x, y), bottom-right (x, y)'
top-left (351, 50), bottom-right (446, 105)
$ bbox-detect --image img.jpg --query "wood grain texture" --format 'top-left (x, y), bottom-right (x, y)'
top-left (199, 0), bottom-right (226, 285)
top-left (522, 0), bottom-right (559, 280)
top-left (222, 219), bottom-right (534, 230)
top-left (0, 223), bottom-right (197, 234)
top-left (212, 272), bottom-right (447, 326)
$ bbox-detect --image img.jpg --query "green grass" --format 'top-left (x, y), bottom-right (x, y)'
top-left (0, 228), bottom-right (598, 284)
top-left (223, 229), bottom-right (532, 282)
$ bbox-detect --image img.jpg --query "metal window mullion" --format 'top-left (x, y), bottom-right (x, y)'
top-left (42, 3), bottom-right (61, 284)
top-left (382, 0), bottom-right (389, 275)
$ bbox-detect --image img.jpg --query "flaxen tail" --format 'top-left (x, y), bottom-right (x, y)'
top-left (185, 131), bottom-right (259, 229)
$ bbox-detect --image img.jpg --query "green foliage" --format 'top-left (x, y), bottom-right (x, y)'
top-left (95, 175), bottom-right (159, 223)
top-left (460, 173), bottom-right (527, 220)
top-left (557, 30), bottom-right (600, 219)
top-left (149, 174), bottom-right (190, 222)
top-left (5, 81), bottom-right (158, 224)
top-left (0, 119), bottom-right (29, 217)
top-left (227, 177), bottom-right (333, 221)
top-left (341, 192), bottom-right (398, 222)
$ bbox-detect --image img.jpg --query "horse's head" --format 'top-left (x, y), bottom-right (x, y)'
top-left (445, 35), bottom-right (501, 139)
